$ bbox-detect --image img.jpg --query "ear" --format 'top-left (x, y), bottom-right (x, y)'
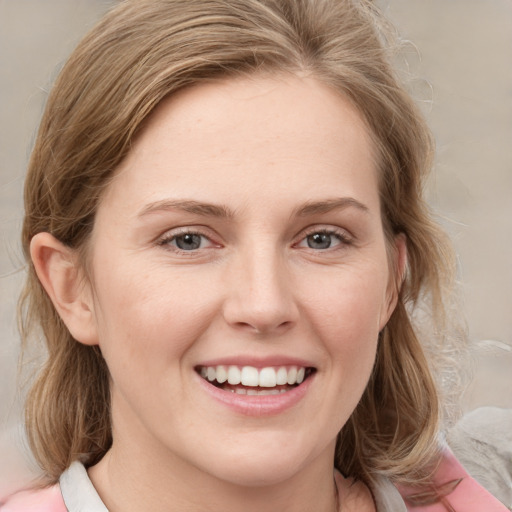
top-left (30, 232), bottom-right (99, 346)
top-left (379, 233), bottom-right (408, 330)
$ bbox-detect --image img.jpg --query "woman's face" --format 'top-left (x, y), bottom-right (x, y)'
top-left (84, 74), bottom-right (401, 486)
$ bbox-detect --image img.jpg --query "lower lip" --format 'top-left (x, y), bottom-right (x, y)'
top-left (195, 372), bottom-right (314, 417)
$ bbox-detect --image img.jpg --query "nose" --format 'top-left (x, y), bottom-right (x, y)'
top-left (222, 247), bottom-right (299, 336)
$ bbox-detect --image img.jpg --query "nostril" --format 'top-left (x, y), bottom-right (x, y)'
top-left (232, 319), bottom-right (294, 335)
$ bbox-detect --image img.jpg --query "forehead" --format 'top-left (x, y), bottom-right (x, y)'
top-left (99, 73), bottom-right (380, 217)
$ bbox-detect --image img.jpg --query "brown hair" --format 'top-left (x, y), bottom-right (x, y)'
top-left (20, 0), bottom-right (455, 486)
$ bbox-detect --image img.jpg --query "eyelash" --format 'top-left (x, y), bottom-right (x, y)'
top-left (156, 226), bottom-right (353, 254)
top-left (157, 228), bottom-right (217, 253)
top-left (295, 227), bottom-right (353, 251)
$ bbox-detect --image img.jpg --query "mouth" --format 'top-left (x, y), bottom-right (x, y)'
top-left (195, 365), bottom-right (316, 396)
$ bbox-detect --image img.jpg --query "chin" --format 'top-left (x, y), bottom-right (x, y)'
top-left (194, 435), bottom-right (328, 488)
top-left (210, 459), bottom-right (303, 488)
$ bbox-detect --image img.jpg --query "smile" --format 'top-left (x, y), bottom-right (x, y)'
top-left (197, 365), bottom-right (315, 395)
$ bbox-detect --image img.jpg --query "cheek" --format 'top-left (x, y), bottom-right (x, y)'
top-left (305, 267), bottom-right (388, 330)
top-left (299, 264), bottom-right (388, 369)
top-left (90, 260), bottom-right (220, 363)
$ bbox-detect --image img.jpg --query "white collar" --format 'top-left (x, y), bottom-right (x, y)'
top-left (59, 461), bottom-right (407, 512)
top-left (60, 461), bottom-right (108, 512)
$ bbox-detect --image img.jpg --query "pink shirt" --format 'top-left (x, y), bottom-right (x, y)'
top-left (0, 484), bottom-right (66, 512)
top-left (396, 448), bottom-right (508, 512)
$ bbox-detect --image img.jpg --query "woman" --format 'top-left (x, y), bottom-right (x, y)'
top-left (1, 0), bottom-right (507, 510)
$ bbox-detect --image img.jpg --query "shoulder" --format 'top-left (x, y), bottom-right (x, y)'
top-left (447, 406), bottom-right (512, 507)
top-left (0, 484), bottom-right (67, 512)
top-left (396, 446), bottom-right (509, 511)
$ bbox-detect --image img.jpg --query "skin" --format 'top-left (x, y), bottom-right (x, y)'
top-left (32, 74), bottom-right (405, 512)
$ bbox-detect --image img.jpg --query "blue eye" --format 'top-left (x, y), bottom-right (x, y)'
top-left (306, 232), bottom-right (334, 249)
top-left (297, 229), bottom-right (349, 250)
top-left (173, 233), bottom-right (204, 250)
top-left (158, 230), bottom-right (214, 252)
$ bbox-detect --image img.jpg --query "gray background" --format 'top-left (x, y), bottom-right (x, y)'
top-left (1, 0), bottom-right (511, 494)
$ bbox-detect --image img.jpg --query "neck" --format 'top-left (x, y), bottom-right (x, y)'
top-left (88, 439), bottom-right (339, 512)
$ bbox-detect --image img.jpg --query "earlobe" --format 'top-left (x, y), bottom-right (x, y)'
top-left (30, 232), bottom-right (99, 346)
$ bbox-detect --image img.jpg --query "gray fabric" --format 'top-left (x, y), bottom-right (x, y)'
top-left (59, 461), bottom-right (407, 511)
top-left (372, 474), bottom-right (408, 512)
top-left (60, 462), bottom-right (108, 512)
top-left (447, 406), bottom-right (512, 510)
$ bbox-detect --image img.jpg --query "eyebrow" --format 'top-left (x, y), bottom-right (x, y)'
top-left (138, 197), bottom-right (369, 219)
top-left (294, 197), bottom-right (369, 217)
top-left (138, 199), bottom-right (234, 219)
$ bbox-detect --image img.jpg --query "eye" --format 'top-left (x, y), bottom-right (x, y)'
top-left (158, 229), bottom-right (217, 252)
top-left (296, 229), bottom-right (351, 250)
top-left (306, 232), bottom-right (336, 249)
top-left (173, 233), bottom-right (205, 250)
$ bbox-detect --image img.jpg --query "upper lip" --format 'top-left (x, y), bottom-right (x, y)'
top-left (195, 355), bottom-right (316, 369)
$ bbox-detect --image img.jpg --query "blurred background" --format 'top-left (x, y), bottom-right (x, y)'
top-left (1, 0), bottom-right (511, 496)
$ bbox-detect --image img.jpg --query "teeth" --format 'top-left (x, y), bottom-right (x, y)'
top-left (216, 365), bottom-right (227, 383)
top-left (240, 366), bottom-right (259, 386)
top-left (276, 367), bottom-right (288, 385)
top-left (258, 367), bottom-right (277, 387)
top-left (227, 366), bottom-right (241, 385)
top-left (238, 388), bottom-right (286, 396)
top-left (287, 367), bottom-right (297, 385)
top-left (258, 389), bottom-right (280, 395)
top-left (200, 365), bottom-right (309, 388)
